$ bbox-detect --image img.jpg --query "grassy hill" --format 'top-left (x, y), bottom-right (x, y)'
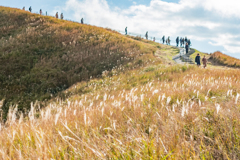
top-left (0, 6), bottom-right (164, 117)
top-left (1, 6), bottom-right (240, 159)
top-left (209, 51), bottom-right (240, 67)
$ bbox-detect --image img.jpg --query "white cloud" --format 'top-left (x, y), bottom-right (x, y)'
top-left (57, 0), bottom-right (240, 56)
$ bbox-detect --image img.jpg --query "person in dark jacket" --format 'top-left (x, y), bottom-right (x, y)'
top-left (162, 36), bottom-right (165, 44)
top-left (125, 27), bottom-right (127, 35)
top-left (145, 31), bottom-right (148, 40)
top-left (195, 54), bottom-right (201, 66)
top-left (188, 39), bottom-right (191, 48)
top-left (29, 6), bottom-right (32, 12)
top-left (185, 42), bottom-right (189, 54)
top-left (176, 37), bottom-right (179, 47)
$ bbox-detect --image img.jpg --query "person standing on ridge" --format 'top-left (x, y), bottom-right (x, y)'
top-left (188, 39), bottom-right (191, 49)
top-left (29, 6), bottom-right (32, 12)
top-left (145, 31), bottom-right (148, 40)
top-left (55, 12), bottom-right (58, 19)
top-left (40, 9), bottom-right (42, 15)
top-left (202, 55), bottom-right (207, 68)
top-left (125, 27), bottom-right (127, 35)
top-left (182, 37), bottom-right (185, 47)
top-left (46, 11), bottom-right (47, 16)
top-left (176, 37), bottom-right (179, 47)
top-left (153, 37), bottom-right (155, 42)
top-left (61, 13), bottom-right (64, 19)
top-left (162, 36), bottom-right (165, 44)
top-left (195, 54), bottom-right (201, 67)
top-left (168, 36), bottom-right (171, 45)
top-left (81, 18), bottom-right (84, 24)
top-left (23, 7), bottom-right (25, 10)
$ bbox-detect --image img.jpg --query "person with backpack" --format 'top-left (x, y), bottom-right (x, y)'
top-left (125, 27), bottom-right (127, 35)
top-left (29, 6), bottom-right (32, 12)
top-left (195, 54), bottom-right (201, 66)
top-left (145, 31), bottom-right (148, 40)
top-left (81, 18), bottom-right (84, 24)
top-left (162, 36), bottom-right (165, 44)
top-left (202, 55), bottom-right (207, 68)
top-left (55, 12), bottom-right (58, 18)
top-left (61, 13), bottom-right (64, 19)
top-left (176, 37), bottom-right (179, 47)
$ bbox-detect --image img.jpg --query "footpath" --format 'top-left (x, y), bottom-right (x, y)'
top-left (173, 47), bottom-right (195, 64)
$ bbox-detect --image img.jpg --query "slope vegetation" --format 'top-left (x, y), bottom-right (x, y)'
top-left (0, 6), bottom-right (158, 116)
top-left (2, 61), bottom-right (240, 159)
top-left (2, 6), bottom-right (240, 160)
top-left (209, 51), bottom-right (240, 67)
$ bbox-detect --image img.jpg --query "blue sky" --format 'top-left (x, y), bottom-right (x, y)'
top-left (1, 0), bottom-right (240, 59)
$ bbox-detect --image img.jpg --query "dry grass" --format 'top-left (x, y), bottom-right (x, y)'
top-left (1, 6), bottom-right (240, 160)
top-left (190, 49), bottom-right (210, 60)
top-left (0, 6), bottom-right (159, 116)
top-left (0, 63), bottom-right (240, 159)
top-left (210, 51), bottom-right (240, 67)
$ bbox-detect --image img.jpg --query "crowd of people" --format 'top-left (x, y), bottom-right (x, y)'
top-left (22, 6), bottom-right (84, 23)
top-left (124, 28), bottom-right (207, 68)
top-left (124, 28), bottom-right (193, 55)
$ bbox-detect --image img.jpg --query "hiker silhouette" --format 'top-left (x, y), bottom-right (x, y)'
top-left (185, 42), bottom-right (189, 54)
top-left (176, 37), bottom-right (179, 47)
top-left (195, 54), bottom-right (201, 66)
top-left (145, 31), bottom-right (148, 40)
top-left (162, 36), bottom-right (165, 44)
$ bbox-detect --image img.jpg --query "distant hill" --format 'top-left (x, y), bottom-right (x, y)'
top-left (209, 51), bottom-right (240, 67)
top-left (0, 6), bottom-right (157, 117)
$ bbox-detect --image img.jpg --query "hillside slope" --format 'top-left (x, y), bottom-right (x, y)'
top-left (2, 61), bottom-right (240, 159)
top-left (0, 6), bottom-right (160, 116)
top-left (209, 51), bottom-right (240, 67)
top-left (3, 6), bottom-right (240, 159)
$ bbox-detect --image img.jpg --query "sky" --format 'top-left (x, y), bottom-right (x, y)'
top-left (1, 0), bottom-right (240, 59)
